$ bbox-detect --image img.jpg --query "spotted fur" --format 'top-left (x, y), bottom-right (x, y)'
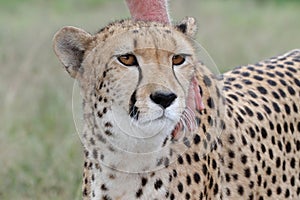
top-left (53, 18), bottom-right (300, 200)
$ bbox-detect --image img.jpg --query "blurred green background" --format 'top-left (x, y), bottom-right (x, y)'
top-left (1, 0), bottom-right (299, 199)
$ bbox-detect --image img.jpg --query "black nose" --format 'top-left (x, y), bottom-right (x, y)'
top-left (150, 92), bottom-right (177, 109)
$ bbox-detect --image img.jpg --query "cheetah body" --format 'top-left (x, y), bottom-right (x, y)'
top-left (53, 18), bottom-right (300, 200)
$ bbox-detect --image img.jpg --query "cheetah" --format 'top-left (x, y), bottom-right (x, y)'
top-left (53, 17), bottom-right (300, 199)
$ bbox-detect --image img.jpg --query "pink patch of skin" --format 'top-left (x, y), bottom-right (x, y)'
top-left (172, 77), bottom-right (205, 140)
top-left (126, 0), bottom-right (170, 23)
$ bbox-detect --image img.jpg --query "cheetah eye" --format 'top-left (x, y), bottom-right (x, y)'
top-left (117, 54), bottom-right (138, 66)
top-left (172, 54), bottom-right (186, 66)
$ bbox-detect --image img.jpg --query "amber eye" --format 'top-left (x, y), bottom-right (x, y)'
top-left (172, 54), bottom-right (186, 66)
top-left (117, 54), bottom-right (138, 66)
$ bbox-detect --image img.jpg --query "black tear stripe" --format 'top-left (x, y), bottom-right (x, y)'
top-left (129, 64), bottom-right (142, 120)
top-left (129, 90), bottom-right (139, 120)
top-left (137, 66), bottom-right (143, 86)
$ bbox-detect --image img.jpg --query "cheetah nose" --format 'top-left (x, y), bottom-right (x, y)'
top-left (150, 92), bottom-right (177, 109)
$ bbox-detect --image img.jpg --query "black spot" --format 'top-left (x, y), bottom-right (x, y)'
top-left (275, 71), bottom-right (284, 77)
top-left (185, 154), bottom-right (192, 165)
top-left (257, 86), bottom-right (267, 95)
top-left (278, 88), bottom-right (286, 98)
top-left (237, 114), bottom-right (244, 123)
top-left (250, 100), bottom-right (259, 107)
top-left (253, 75), bottom-right (263, 81)
top-left (186, 175), bottom-right (191, 185)
top-left (177, 155), bottom-right (184, 164)
top-left (202, 164), bottom-right (208, 175)
top-left (101, 184), bottom-right (108, 191)
top-left (244, 105), bottom-right (254, 116)
top-left (228, 150), bottom-right (235, 158)
top-left (266, 167), bottom-right (272, 175)
top-left (237, 185), bottom-right (244, 195)
top-left (290, 158), bottom-right (296, 168)
top-left (171, 170), bottom-right (177, 179)
top-left (247, 66), bottom-right (255, 71)
top-left (249, 127), bottom-right (256, 138)
top-left (136, 188), bottom-right (143, 198)
top-left (207, 97), bottom-right (215, 108)
top-left (285, 189), bottom-right (290, 198)
top-left (279, 79), bottom-right (287, 87)
top-left (283, 122), bottom-right (289, 133)
top-left (104, 130), bottom-right (113, 136)
top-left (225, 173), bottom-right (231, 182)
top-left (261, 127), bottom-right (268, 139)
top-left (256, 69), bottom-right (264, 74)
top-left (194, 172), bottom-right (201, 183)
top-left (185, 193), bottom-right (191, 200)
top-left (285, 71), bottom-right (293, 78)
top-left (177, 182), bottom-right (183, 193)
top-left (203, 75), bottom-right (212, 87)
top-left (276, 124), bottom-right (282, 134)
top-left (228, 134), bottom-right (235, 144)
top-left (83, 187), bottom-right (88, 196)
top-left (193, 134), bottom-right (201, 145)
top-left (286, 142), bottom-right (291, 153)
top-left (154, 179), bottom-right (163, 190)
top-left (268, 149), bottom-right (274, 160)
top-left (193, 152), bottom-right (200, 162)
top-left (277, 187), bottom-right (282, 195)
top-left (170, 193), bottom-right (175, 200)
top-left (267, 79), bottom-right (277, 86)
top-left (241, 71), bottom-right (250, 77)
top-left (244, 168), bottom-right (251, 178)
top-left (233, 83), bottom-right (243, 89)
top-left (272, 102), bottom-right (281, 113)
top-left (213, 184), bottom-right (219, 196)
top-left (228, 94), bottom-right (238, 101)
top-left (243, 79), bottom-right (252, 85)
top-left (257, 112), bottom-right (264, 121)
top-left (263, 105), bottom-right (272, 114)
top-left (287, 86), bottom-right (295, 95)
top-left (267, 64), bottom-right (275, 69)
top-left (241, 154), bottom-right (247, 164)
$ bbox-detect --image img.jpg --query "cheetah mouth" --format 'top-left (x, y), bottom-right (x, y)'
top-left (128, 77), bottom-right (204, 139)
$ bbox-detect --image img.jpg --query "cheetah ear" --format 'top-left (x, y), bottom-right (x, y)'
top-left (53, 26), bottom-right (92, 78)
top-left (176, 17), bottom-right (197, 38)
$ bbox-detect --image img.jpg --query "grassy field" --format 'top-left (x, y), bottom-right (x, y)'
top-left (0, 0), bottom-right (299, 199)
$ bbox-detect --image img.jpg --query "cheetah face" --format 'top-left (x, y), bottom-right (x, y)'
top-left (53, 18), bottom-right (200, 153)
top-left (105, 37), bottom-right (196, 137)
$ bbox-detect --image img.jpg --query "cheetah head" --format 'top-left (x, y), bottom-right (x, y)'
top-left (53, 18), bottom-right (211, 172)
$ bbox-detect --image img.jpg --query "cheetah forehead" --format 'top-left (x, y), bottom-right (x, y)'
top-left (92, 18), bottom-right (197, 53)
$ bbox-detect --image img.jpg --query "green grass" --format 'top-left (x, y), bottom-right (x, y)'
top-left (0, 0), bottom-right (299, 199)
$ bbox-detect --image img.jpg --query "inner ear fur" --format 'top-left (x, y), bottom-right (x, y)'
top-left (53, 26), bottom-right (92, 78)
top-left (176, 17), bottom-right (197, 38)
